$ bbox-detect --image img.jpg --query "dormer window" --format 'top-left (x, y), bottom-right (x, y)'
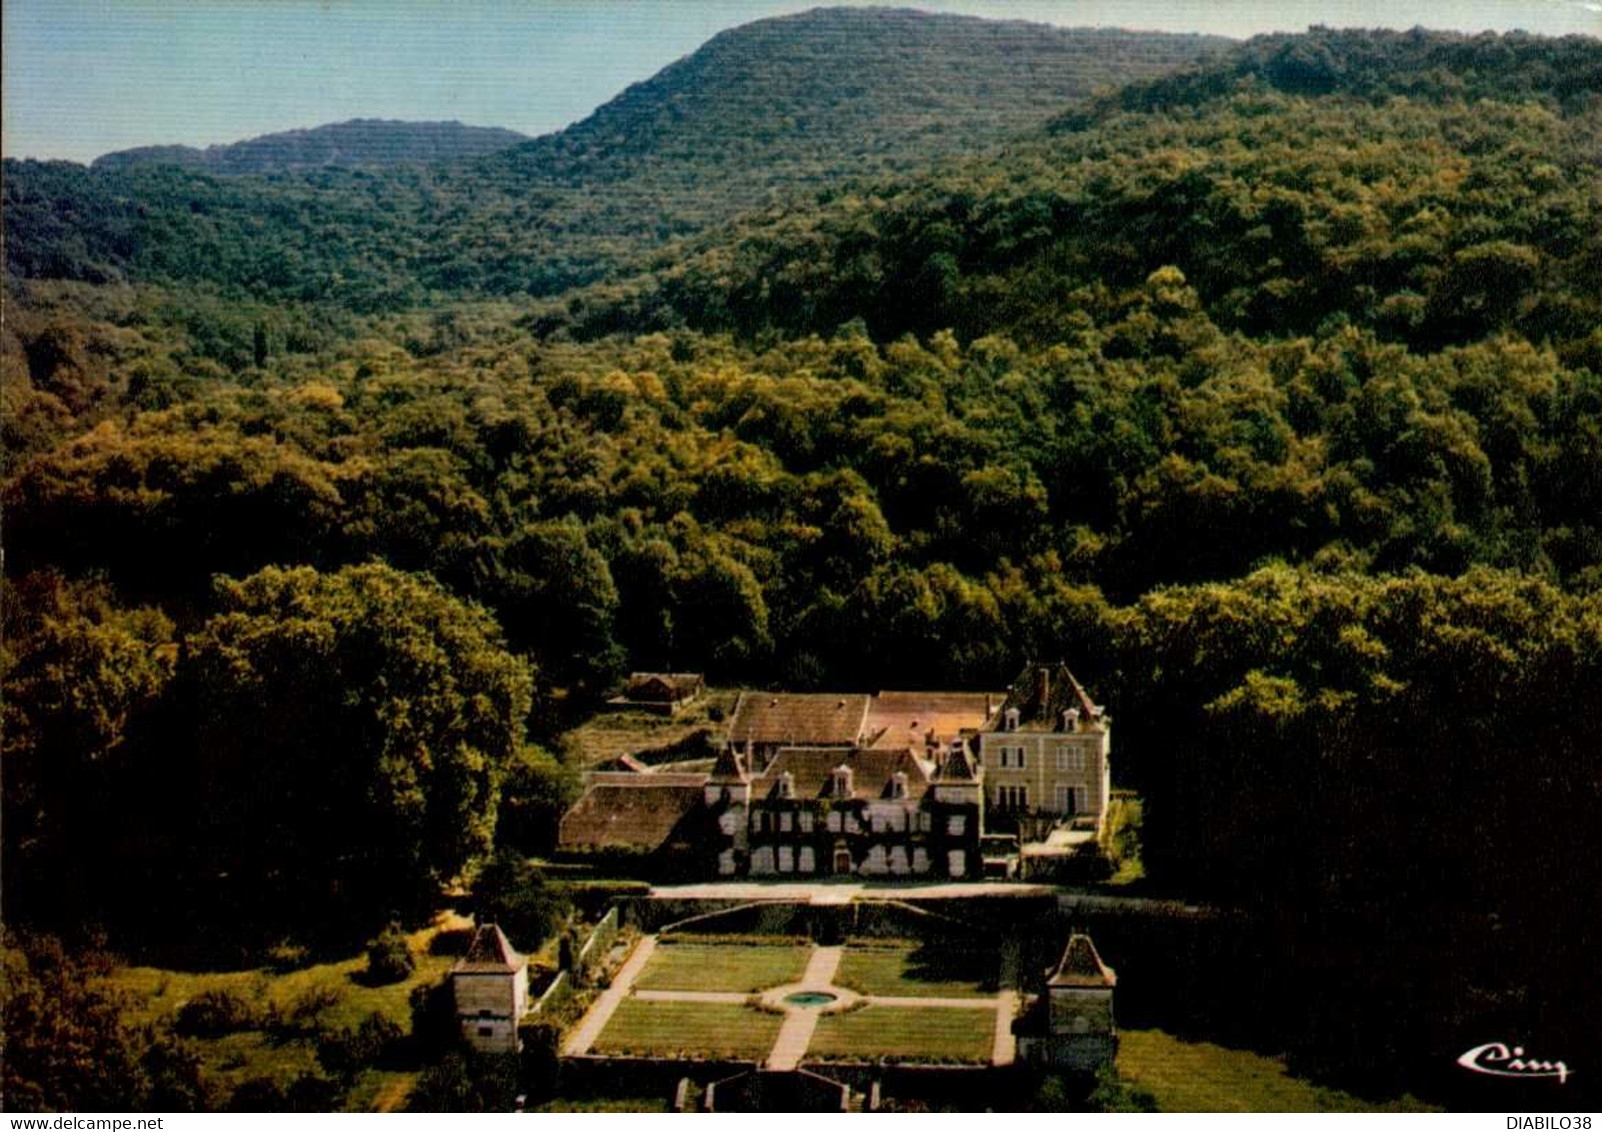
top-left (777, 771), bottom-right (795, 800)
top-left (1003, 707), bottom-right (1020, 732)
top-left (891, 771), bottom-right (909, 799)
top-left (832, 765), bottom-right (854, 798)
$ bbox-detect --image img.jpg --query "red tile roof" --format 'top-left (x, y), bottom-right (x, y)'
top-left (865, 690), bottom-right (1002, 749)
top-left (558, 780), bottom-right (703, 851)
top-left (728, 692), bottom-right (870, 747)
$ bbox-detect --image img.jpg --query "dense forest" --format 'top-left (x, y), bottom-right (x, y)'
top-left (3, 12), bottom-right (1600, 1110)
top-left (91, 120), bottom-right (532, 175)
top-left (3, 10), bottom-right (1228, 306)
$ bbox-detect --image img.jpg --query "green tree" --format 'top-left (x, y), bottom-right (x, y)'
top-left (470, 849), bottom-right (569, 954)
top-left (182, 563), bottom-right (534, 915)
top-left (1, 932), bottom-right (209, 1112)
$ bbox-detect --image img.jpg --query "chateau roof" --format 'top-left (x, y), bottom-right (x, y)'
top-left (756, 745), bottom-right (932, 802)
top-left (709, 746), bottom-right (749, 782)
top-left (1048, 933), bottom-right (1116, 988)
top-left (935, 739), bottom-right (979, 781)
top-left (864, 690), bottom-right (1002, 749)
top-left (557, 780), bottom-right (702, 851)
top-left (453, 923), bottom-right (526, 975)
top-left (728, 692), bottom-right (871, 747)
top-left (985, 662), bottom-right (1101, 732)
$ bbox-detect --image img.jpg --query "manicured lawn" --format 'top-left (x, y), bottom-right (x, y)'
top-left (808, 1005), bottom-right (995, 1064)
top-left (1116, 1030), bottom-right (1436, 1113)
top-left (833, 943), bottom-right (994, 998)
top-left (532, 1097), bottom-right (674, 1112)
top-left (592, 1000), bottom-right (781, 1060)
top-left (635, 940), bottom-right (811, 993)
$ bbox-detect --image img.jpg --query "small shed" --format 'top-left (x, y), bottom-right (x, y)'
top-left (607, 672), bottom-right (706, 715)
top-left (1015, 932), bottom-right (1118, 1073)
top-left (450, 923), bottom-right (529, 1054)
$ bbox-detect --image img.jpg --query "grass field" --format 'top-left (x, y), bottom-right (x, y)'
top-left (592, 1000), bottom-right (782, 1060)
top-left (100, 921), bottom-right (461, 1109)
top-left (808, 1005), bottom-right (996, 1064)
top-left (833, 943), bottom-right (994, 998)
top-left (1116, 1030), bottom-right (1436, 1113)
top-left (563, 689), bottom-right (738, 769)
top-left (532, 1097), bottom-right (674, 1112)
top-left (635, 940), bottom-right (812, 993)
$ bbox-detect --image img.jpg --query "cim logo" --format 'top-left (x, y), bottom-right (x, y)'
top-left (1458, 1042), bottom-right (1572, 1084)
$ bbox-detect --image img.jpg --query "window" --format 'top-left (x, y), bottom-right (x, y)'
top-left (1056, 748), bottom-right (1086, 772)
top-left (778, 845), bottom-right (794, 872)
top-left (799, 846), bottom-right (816, 872)
top-left (799, 811), bottom-right (814, 833)
top-left (997, 785), bottom-right (1028, 812)
top-left (478, 1026), bottom-right (494, 1038)
top-left (948, 849), bottom-right (967, 877)
top-left (827, 811), bottom-right (842, 833)
top-left (779, 812), bottom-right (793, 833)
top-left (1000, 745), bottom-right (1026, 769)
top-left (947, 813), bottom-right (966, 836)
top-left (919, 812), bottom-right (933, 833)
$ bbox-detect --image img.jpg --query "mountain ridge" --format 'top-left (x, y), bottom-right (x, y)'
top-left (91, 118), bottom-right (530, 174)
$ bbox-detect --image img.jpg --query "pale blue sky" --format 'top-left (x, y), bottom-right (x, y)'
top-left (5, 1), bottom-right (1598, 163)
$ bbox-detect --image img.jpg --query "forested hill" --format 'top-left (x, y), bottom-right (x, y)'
top-left (545, 26), bottom-right (1602, 362)
top-left (7, 20), bottom-right (1602, 1106)
top-left (2, 9), bottom-right (1230, 305)
top-left (480, 8), bottom-right (1231, 189)
top-left (1054, 24), bottom-right (1602, 127)
top-left (90, 120), bottom-right (530, 174)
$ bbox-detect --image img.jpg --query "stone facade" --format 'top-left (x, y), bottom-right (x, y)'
top-left (450, 923), bottom-right (529, 1054)
top-left (704, 740), bottom-right (984, 879)
top-left (977, 664), bottom-right (1113, 834)
top-left (1015, 933), bottom-right (1118, 1073)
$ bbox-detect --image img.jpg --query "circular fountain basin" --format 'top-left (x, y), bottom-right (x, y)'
top-left (783, 991), bottom-right (839, 1007)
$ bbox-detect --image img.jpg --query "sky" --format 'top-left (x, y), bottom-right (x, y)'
top-left (5, 0), bottom-right (1599, 163)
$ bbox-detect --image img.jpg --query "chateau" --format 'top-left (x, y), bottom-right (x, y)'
top-left (558, 661), bottom-right (1113, 878)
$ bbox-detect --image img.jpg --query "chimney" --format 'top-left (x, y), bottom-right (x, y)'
top-left (984, 693), bottom-right (994, 717)
top-left (1037, 667), bottom-right (1051, 715)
